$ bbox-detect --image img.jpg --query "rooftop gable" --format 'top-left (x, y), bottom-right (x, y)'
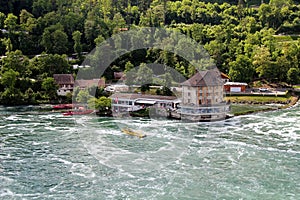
top-left (181, 69), bottom-right (223, 87)
top-left (53, 74), bottom-right (74, 85)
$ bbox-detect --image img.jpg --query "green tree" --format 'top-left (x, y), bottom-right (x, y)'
top-left (229, 55), bottom-right (254, 82)
top-left (32, 0), bottom-right (55, 17)
top-left (2, 38), bottom-right (13, 52)
top-left (61, 12), bottom-right (84, 37)
top-left (136, 63), bottom-right (153, 91)
top-left (112, 12), bottom-right (126, 33)
top-left (2, 50), bottom-right (29, 75)
top-left (88, 96), bottom-right (111, 110)
top-left (252, 46), bottom-right (275, 80)
top-left (125, 68), bottom-right (137, 86)
top-left (0, 87), bottom-right (23, 105)
top-left (136, 63), bottom-right (153, 85)
top-left (124, 61), bottom-right (134, 73)
top-left (72, 30), bottom-right (83, 58)
top-left (4, 13), bottom-right (18, 48)
top-left (94, 35), bottom-right (105, 46)
top-left (41, 24), bottom-right (68, 54)
top-left (76, 89), bottom-right (92, 104)
top-left (0, 69), bottom-right (19, 88)
top-left (0, 12), bottom-right (5, 28)
top-left (162, 72), bottom-right (173, 96)
top-left (287, 68), bottom-right (300, 84)
top-left (4, 13), bottom-right (18, 33)
top-left (42, 77), bottom-right (58, 99)
top-left (24, 88), bottom-right (36, 104)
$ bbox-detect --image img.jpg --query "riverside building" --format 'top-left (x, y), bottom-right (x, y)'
top-left (179, 69), bottom-right (230, 121)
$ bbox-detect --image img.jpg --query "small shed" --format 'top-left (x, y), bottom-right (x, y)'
top-left (224, 82), bottom-right (248, 92)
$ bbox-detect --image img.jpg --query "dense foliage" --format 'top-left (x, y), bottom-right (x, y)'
top-left (0, 0), bottom-right (300, 105)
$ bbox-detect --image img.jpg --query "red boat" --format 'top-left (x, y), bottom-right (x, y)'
top-left (53, 104), bottom-right (74, 109)
top-left (62, 110), bottom-right (94, 116)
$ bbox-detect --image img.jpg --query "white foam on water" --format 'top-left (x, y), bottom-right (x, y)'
top-left (70, 163), bottom-right (96, 178)
top-left (0, 176), bottom-right (14, 184)
top-left (44, 126), bottom-right (58, 131)
top-left (31, 141), bottom-right (49, 146)
top-left (49, 156), bottom-right (73, 165)
top-left (49, 180), bottom-right (64, 192)
top-left (1, 107), bottom-right (300, 199)
top-left (0, 188), bottom-right (15, 197)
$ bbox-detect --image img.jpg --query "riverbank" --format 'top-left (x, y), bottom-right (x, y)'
top-left (1, 94), bottom-right (298, 119)
top-left (228, 95), bottom-right (299, 116)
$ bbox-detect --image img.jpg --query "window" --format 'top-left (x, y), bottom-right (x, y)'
top-left (188, 92), bottom-right (191, 96)
top-left (187, 99), bottom-right (191, 103)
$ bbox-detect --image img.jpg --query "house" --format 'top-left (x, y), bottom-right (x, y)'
top-left (53, 74), bottom-right (74, 96)
top-left (75, 78), bottom-right (106, 90)
top-left (224, 82), bottom-right (248, 93)
top-left (179, 69), bottom-right (230, 121)
top-left (114, 72), bottom-right (125, 81)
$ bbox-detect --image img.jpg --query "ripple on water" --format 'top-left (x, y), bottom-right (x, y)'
top-left (0, 106), bottom-right (300, 199)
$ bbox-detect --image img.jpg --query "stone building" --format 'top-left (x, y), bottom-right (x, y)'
top-left (180, 69), bottom-right (230, 121)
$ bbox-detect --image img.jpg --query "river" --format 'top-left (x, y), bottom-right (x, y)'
top-left (0, 105), bottom-right (299, 199)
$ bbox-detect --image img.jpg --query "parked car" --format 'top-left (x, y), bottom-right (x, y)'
top-left (259, 88), bottom-right (269, 92)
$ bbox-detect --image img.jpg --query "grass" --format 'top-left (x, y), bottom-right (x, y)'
top-left (227, 94), bottom-right (298, 115)
top-left (230, 104), bottom-right (274, 116)
top-left (225, 95), bottom-right (291, 103)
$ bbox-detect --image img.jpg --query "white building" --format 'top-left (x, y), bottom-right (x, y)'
top-left (110, 93), bottom-right (179, 114)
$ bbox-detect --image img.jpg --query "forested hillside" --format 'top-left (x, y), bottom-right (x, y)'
top-left (0, 0), bottom-right (300, 105)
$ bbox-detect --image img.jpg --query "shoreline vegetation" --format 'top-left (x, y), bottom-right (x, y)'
top-left (228, 94), bottom-right (299, 116)
top-left (1, 92), bottom-right (299, 119)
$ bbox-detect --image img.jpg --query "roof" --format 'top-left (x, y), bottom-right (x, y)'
top-left (53, 74), bottom-right (74, 85)
top-left (181, 70), bottom-right (223, 87)
top-left (75, 79), bottom-right (105, 88)
top-left (114, 72), bottom-right (125, 79)
top-left (224, 82), bottom-right (248, 86)
top-left (110, 93), bottom-right (177, 101)
top-left (221, 72), bottom-right (230, 80)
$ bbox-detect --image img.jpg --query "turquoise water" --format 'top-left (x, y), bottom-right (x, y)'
top-left (0, 105), bottom-right (299, 199)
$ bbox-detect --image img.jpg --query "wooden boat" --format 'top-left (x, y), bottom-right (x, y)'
top-left (121, 127), bottom-right (146, 138)
top-left (62, 110), bottom-right (94, 116)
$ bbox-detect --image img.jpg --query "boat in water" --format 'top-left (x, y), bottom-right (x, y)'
top-left (62, 110), bottom-right (94, 116)
top-left (121, 127), bottom-right (146, 138)
top-left (53, 104), bottom-right (74, 109)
